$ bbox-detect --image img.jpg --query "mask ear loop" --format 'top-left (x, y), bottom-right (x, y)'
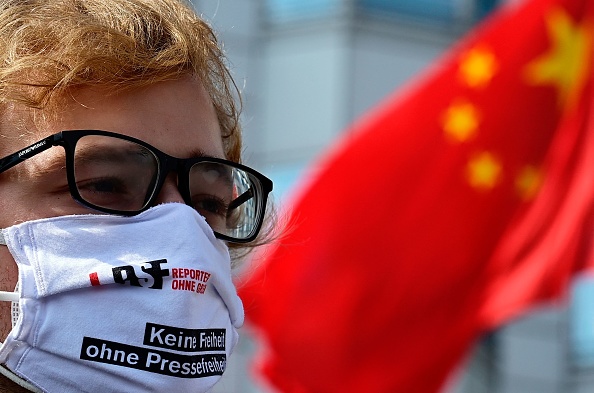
top-left (0, 283), bottom-right (20, 329)
top-left (0, 292), bottom-right (18, 302)
top-left (10, 282), bottom-right (19, 329)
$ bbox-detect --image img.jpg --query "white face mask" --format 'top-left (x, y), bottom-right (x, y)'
top-left (0, 203), bottom-right (243, 393)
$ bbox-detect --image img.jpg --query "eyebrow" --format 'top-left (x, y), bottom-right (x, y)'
top-left (75, 144), bottom-right (154, 163)
top-left (186, 148), bottom-right (225, 160)
top-left (28, 144), bottom-right (151, 180)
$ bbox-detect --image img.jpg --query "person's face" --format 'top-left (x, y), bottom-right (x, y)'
top-left (0, 76), bottom-right (225, 338)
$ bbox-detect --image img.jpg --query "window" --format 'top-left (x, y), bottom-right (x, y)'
top-left (359, 0), bottom-right (455, 22)
top-left (264, 0), bottom-right (502, 26)
top-left (264, 0), bottom-right (342, 23)
top-left (570, 275), bottom-right (594, 368)
top-left (358, 0), bottom-right (502, 23)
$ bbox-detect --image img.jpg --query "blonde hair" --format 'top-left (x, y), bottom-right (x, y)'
top-left (0, 0), bottom-right (242, 161)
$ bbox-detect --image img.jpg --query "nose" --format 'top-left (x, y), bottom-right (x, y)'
top-left (153, 173), bottom-right (185, 205)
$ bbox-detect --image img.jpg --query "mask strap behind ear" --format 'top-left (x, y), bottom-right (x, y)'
top-left (0, 282), bottom-right (19, 331)
top-left (0, 292), bottom-right (18, 303)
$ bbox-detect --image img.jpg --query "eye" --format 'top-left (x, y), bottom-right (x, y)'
top-left (192, 194), bottom-right (233, 233)
top-left (73, 134), bottom-right (160, 212)
top-left (78, 177), bottom-right (125, 194)
top-left (76, 175), bottom-right (148, 211)
top-left (193, 194), bottom-right (230, 217)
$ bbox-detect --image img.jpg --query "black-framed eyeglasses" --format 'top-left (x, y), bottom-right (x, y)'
top-left (0, 130), bottom-right (273, 243)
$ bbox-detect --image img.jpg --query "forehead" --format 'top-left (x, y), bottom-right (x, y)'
top-left (0, 76), bottom-right (225, 160)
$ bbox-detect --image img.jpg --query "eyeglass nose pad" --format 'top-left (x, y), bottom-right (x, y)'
top-left (153, 173), bottom-right (185, 206)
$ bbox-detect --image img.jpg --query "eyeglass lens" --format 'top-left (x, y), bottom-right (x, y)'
top-left (189, 164), bottom-right (259, 240)
top-left (73, 136), bottom-right (158, 212)
top-left (73, 134), bottom-right (261, 240)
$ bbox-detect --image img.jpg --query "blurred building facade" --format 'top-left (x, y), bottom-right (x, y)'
top-left (192, 1), bottom-right (594, 392)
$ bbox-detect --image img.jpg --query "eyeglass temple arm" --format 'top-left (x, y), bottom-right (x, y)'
top-left (0, 134), bottom-right (58, 174)
top-left (228, 188), bottom-right (254, 211)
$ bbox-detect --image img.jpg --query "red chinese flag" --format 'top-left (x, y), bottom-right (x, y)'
top-left (239, 0), bottom-right (594, 392)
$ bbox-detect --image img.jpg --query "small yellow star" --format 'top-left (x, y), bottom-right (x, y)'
top-left (459, 46), bottom-right (498, 88)
top-left (524, 7), bottom-right (594, 112)
top-left (442, 100), bottom-right (481, 143)
top-left (467, 152), bottom-right (502, 190)
top-left (515, 165), bottom-right (542, 201)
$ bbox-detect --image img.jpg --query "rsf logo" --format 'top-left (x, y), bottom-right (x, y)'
top-left (111, 259), bottom-right (170, 289)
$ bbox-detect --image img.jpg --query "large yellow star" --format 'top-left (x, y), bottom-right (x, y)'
top-left (524, 7), bottom-right (594, 112)
top-left (442, 100), bottom-right (480, 143)
top-left (459, 46), bottom-right (498, 88)
top-left (467, 152), bottom-right (502, 190)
